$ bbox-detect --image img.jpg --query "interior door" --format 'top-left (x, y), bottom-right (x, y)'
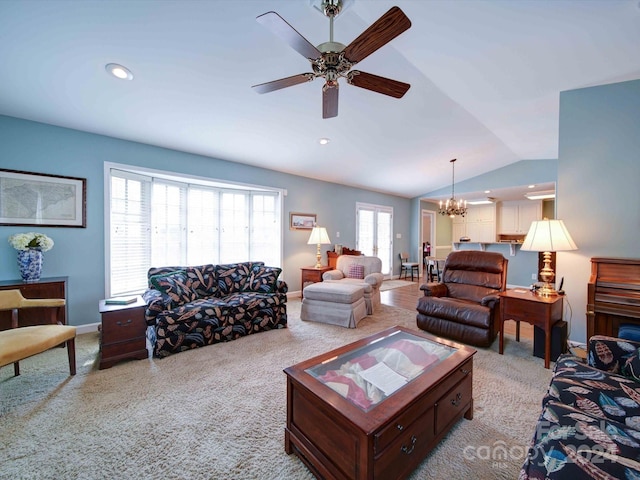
top-left (356, 203), bottom-right (393, 277)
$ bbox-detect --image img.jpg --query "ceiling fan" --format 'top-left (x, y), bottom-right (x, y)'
top-left (252, 0), bottom-right (412, 119)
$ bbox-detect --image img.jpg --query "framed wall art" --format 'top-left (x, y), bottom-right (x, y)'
top-left (289, 212), bottom-right (316, 230)
top-left (0, 168), bottom-right (87, 228)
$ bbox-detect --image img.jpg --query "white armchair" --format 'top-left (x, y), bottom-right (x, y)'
top-left (323, 255), bottom-right (384, 314)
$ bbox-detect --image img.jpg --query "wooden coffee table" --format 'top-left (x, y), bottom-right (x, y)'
top-left (284, 326), bottom-right (476, 480)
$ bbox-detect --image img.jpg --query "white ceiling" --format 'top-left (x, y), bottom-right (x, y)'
top-left (1, 0), bottom-right (639, 198)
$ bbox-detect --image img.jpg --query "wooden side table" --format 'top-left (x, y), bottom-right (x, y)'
top-left (99, 296), bottom-right (148, 369)
top-left (499, 289), bottom-right (563, 369)
top-left (300, 266), bottom-right (332, 298)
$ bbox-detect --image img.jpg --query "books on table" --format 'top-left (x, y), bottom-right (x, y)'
top-left (104, 296), bottom-right (138, 305)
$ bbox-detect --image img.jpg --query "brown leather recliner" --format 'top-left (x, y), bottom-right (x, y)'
top-left (416, 250), bottom-right (508, 347)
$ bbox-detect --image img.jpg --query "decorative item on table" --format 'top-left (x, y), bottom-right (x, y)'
top-left (7, 232), bottom-right (54, 282)
top-left (520, 219), bottom-right (577, 296)
top-left (104, 295), bottom-right (138, 305)
top-left (307, 226), bottom-right (331, 268)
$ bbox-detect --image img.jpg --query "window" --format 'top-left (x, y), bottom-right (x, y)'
top-left (106, 165), bottom-right (282, 297)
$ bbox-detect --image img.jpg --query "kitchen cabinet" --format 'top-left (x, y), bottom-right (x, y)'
top-left (452, 204), bottom-right (496, 243)
top-left (498, 201), bottom-right (541, 234)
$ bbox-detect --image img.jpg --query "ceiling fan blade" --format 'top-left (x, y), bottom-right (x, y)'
top-left (323, 85), bottom-right (339, 119)
top-left (343, 6), bottom-right (411, 64)
top-left (252, 73), bottom-right (314, 94)
top-left (348, 71), bottom-right (410, 98)
top-left (257, 11), bottom-right (322, 60)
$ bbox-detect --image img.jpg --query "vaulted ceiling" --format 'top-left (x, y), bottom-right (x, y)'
top-left (1, 0), bottom-right (638, 198)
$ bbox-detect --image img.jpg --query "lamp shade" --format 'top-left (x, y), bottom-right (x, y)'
top-left (521, 219), bottom-right (577, 252)
top-left (307, 227), bottom-right (331, 245)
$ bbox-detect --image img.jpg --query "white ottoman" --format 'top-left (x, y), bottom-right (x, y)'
top-left (301, 282), bottom-right (367, 328)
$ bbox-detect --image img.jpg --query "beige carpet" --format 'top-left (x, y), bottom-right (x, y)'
top-left (379, 279), bottom-right (418, 291)
top-left (0, 300), bottom-right (552, 480)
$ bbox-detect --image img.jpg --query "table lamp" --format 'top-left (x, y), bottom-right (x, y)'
top-left (520, 219), bottom-right (577, 296)
top-left (307, 226), bottom-right (331, 268)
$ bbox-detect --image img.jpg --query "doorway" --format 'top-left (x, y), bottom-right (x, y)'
top-left (421, 209), bottom-right (436, 274)
top-left (356, 202), bottom-right (393, 277)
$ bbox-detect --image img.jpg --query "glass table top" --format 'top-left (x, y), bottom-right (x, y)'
top-left (305, 329), bottom-right (456, 412)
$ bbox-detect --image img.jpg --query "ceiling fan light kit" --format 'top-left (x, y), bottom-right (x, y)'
top-left (252, 1), bottom-right (411, 118)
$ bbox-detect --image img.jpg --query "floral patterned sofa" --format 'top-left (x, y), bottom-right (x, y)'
top-left (520, 335), bottom-right (640, 479)
top-left (143, 262), bottom-right (287, 358)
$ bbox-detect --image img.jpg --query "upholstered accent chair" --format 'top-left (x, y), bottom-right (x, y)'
top-left (323, 255), bottom-right (384, 314)
top-left (0, 289), bottom-right (75, 377)
top-left (416, 250), bottom-right (508, 347)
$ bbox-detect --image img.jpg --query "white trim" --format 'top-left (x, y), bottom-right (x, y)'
top-left (76, 322), bottom-right (101, 334)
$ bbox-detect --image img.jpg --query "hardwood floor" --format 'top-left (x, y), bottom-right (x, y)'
top-left (380, 280), bottom-right (533, 340)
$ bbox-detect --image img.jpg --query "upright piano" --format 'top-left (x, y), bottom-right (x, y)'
top-left (587, 257), bottom-right (640, 339)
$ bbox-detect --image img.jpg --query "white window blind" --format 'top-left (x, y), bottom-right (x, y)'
top-left (110, 170), bottom-right (152, 296)
top-left (107, 167), bottom-right (281, 297)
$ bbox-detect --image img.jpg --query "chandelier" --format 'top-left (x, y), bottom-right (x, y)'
top-left (438, 158), bottom-right (467, 218)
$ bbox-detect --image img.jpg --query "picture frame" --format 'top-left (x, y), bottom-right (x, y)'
top-left (0, 168), bottom-right (87, 228)
top-left (290, 212), bottom-right (316, 230)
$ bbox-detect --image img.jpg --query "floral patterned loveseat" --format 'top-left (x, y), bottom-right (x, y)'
top-left (520, 335), bottom-right (640, 479)
top-left (143, 262), bottom-right (287, 358)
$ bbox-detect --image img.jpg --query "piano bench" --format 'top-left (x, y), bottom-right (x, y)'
top-left (618, 324), bottom-right (640, 342)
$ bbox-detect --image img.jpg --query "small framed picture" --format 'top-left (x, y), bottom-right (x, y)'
top-left (0, 168), bottom-right (87, 228)
top-left (290, 212), bottom-right (316, 230)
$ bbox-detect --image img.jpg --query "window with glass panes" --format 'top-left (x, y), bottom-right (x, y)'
top-left (108, 168), bottom-right (282, 297)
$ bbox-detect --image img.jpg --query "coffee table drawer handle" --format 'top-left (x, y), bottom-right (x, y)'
top-left (401, 435), bottom-right (417, 455)
top-left (116, 319), bottom-right (133, 326)
top-left (461, 368), bottom-right (470, 376)
top-left (396, 424), bottom-right (404, 431)
top-left (451, 392), bottom-right (462, 407)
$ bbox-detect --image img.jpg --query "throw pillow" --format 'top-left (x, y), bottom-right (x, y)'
top-left (150, 270), bottom-right (197, 306)
top-left (347, 263), bottom-right (365, 279)
top-left (246, 265), bottom-right (282, 293)
top-left (622, 347), bottom-right (640, 382)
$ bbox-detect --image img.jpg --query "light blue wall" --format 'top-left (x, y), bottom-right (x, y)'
top-left (557, 79), bottom-right (640, 343)
top-left (0, 115), bottom-right (412, 327)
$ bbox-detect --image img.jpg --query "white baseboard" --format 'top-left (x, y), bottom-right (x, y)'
top-left (76, 322), bottom-right (100, 334)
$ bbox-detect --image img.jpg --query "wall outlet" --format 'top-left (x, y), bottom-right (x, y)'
top-left (531, 273), bottom-right (537, 280)
top-left (336, 231), bottom-right (340, 238)
top-left (396, 233), bottom-right (402, 239)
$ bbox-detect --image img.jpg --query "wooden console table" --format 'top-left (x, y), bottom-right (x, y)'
top-left (300, 266), bottom-right (331, 298)
top-left (0, 277), bottom-right (68, 330)
top-left (499, 289), bottom-right (563, 369)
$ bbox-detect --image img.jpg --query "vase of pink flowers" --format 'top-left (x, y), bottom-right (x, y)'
top-left (8, 232), bottom-right (54, 282)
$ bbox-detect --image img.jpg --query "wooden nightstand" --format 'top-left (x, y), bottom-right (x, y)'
top-left (300, 266), bottom-right (332, 298)
top-left (99, 296), bottom-right (148, 369)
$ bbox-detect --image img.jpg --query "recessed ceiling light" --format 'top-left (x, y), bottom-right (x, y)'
top-left (318, 138), bottom-right (330, 145)
top-left (484, 190), bottom-right (491, 194)
top-left (528, 184), bottom-right (536, 189)
top-left (105, 63), bottom-right (133, 80)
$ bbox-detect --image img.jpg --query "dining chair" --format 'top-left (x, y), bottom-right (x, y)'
top-left (399, 252), bottom-right (419, 281)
